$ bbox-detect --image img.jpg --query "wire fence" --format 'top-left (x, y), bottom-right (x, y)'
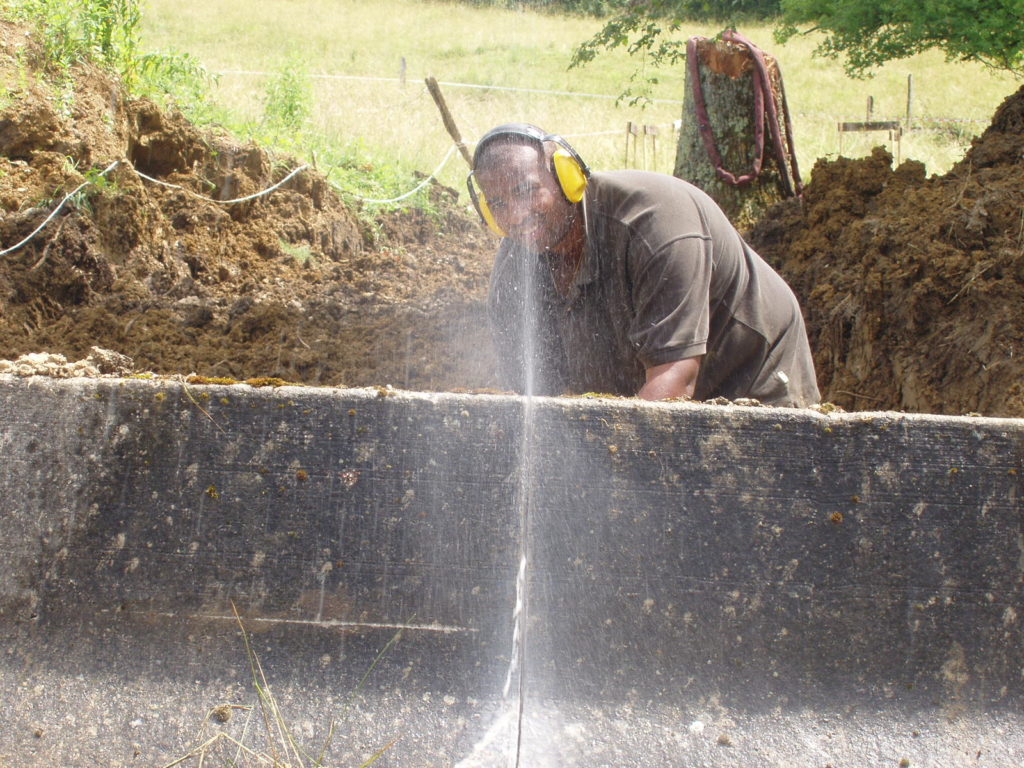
top-left (210, 66), bottom-right (989, 200)
top-left (0, 68), bottom-right (993, 257)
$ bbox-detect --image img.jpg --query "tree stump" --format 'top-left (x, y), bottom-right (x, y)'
top-left (675, 36), bottom-right (798, 229)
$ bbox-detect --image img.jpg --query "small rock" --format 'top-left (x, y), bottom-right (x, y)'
top-left (86, 347), bottom-right (134, 375)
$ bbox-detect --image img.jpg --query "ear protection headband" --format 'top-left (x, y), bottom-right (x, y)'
top-left (467, 123), bottom-right (590, 237)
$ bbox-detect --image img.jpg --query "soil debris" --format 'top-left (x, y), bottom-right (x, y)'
top-left (0, 346), bottom-right (133, 377)
top-left (748, 84), bottom-right (1024, 417)
top-left (0, 20), bottom-right (497, 392)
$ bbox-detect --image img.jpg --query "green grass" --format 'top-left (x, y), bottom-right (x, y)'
top-left (137, 0), bottom-right (1019, 201)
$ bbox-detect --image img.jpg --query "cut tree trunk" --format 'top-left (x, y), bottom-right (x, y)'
top-left (675, 37), bottom-right (796, 230)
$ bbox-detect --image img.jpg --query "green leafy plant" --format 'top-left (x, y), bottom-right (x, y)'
top-left (135, 50), bottom-right (217, 122)
top-left (775, 0), bottom-right (1024, 77)
top-left (13, 0), bottom-right (141, 76)
top-left (10, 0), bottom-right (215, 116)
top-left (262, 57), bottom-right (312, 132)
top-left (67, 164), bottom-right (117, 214)
top-left (280, 240), bottom-right (315, 265)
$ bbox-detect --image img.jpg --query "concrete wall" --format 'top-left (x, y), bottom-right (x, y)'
top-left (0, 375), bottom-right (1021, 767)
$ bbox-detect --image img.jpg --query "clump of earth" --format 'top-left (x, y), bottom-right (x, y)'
top-left (1, 19), bottom-right (1023, 417)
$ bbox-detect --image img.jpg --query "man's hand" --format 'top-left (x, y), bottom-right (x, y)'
top-left (637, 357), bottom-right (701, 401)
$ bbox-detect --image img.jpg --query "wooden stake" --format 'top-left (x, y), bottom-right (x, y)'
top-left (906, 74), bottom-right (914, 128)
top-left (425, 76), bottom-right (474, 169)
top-left (625, 121), bottom-right (640, 168)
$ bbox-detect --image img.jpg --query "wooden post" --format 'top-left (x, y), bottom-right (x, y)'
top-left (625, 122), bottom-right (640, 168)
top-left (866, 95), bottom-right (874, 120)
top-left (837, 121), bottom-right (903, 162)
top-left (645, 124), bottom-right (659, 170)
top-left (400, 57), bottom-right (407, 88)
top-left (906, 74), bottom-right (914, 128)
top-left (424, 76), bottom-right (474, 169)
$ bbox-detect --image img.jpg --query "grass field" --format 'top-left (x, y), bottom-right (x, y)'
top-left (139, 0), bottom-right (1020, 203)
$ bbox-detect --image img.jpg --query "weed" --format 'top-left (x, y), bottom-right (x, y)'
top-left (262, 56), bottom-right (312, 132)
top-left (280, 240), bottom-right (314, 265)
top-left (135, 50), bottom-right (218, 121)
top-left (11, 0), bottom-right (216, 119)
top-left (161, 603), bottom-right (401, 767)
top-left (64, 160), bottom-right (117, 214)
top-left (12, 0), bottom-right (142, 76)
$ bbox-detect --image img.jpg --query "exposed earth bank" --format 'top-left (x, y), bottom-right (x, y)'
top-left (2, 19), bottom-right (1023, 417)
top-left (748, 87), bottom-right (1024, 418)
top-left (0, 20), bottom-right (498, 392)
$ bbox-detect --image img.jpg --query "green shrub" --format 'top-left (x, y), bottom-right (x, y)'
top-left (7, 0), bottom-right (215, 117)
top-left (12, 0), bottom-right (141, 75)
top-left (262, 57), bottom-right (312, 131)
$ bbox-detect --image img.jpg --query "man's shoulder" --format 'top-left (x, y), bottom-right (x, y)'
top-left (590, 170), bottom-right (711, 211)
top-left (589, 170), bottom-right (714, 232)
top-left (592, 169), bottom-right (692, 191)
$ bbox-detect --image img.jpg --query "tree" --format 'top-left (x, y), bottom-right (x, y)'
top-left (573, 0), bottom-right (1024, 81)
top-left (573, 7), bottom-right (800, 223)
top-left (776, 0), bottom-right (1024, 77)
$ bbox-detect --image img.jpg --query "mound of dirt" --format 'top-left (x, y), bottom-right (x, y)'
top-left (749, 84), bottom-right (1024, 417)
top-left (0, 20), bottom-right (499, 391)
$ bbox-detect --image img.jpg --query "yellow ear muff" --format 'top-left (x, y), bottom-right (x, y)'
top-left (552, 148), bottom-right (588, 203)
top-left (476, 188), bottom-right (507, 237)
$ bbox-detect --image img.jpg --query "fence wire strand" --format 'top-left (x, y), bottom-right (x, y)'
top-left (347, 144), bottom-right (460, 204)
top-left (134, 163), bottom-right (310, 204)
top-left (0, 160), bottom-right (120, 258)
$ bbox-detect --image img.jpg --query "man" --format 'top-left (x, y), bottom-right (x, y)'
top-left (468, 123), bottom-right (819, 407)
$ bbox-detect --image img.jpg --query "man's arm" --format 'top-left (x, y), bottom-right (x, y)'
top-left (637, 357), bottom-right (702, 401)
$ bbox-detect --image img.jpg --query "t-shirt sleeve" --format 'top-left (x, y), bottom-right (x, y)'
top-left (626, 234), bottom-right (713, 368)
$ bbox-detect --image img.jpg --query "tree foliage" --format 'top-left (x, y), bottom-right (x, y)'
top-left (573, 0), bottom-right (1024, 79)
top-left (776, 0), bottom-right (1024, 76)
top-left (571, 1), bottom-right (779, 100)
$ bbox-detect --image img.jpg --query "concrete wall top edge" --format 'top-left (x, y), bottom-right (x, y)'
top-left (2, 373), bottom-right (1023, 431)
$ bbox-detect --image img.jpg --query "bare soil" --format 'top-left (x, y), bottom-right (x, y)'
top-left (0, 20), bottom-right (498, 392)
top-left (748, 86), bottom-right (1024, 417)
top-left (2, 19), bottom-right (1023, 416)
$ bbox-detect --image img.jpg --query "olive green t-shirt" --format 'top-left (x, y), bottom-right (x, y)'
top-left (488, 170), bottom-right (820, 406)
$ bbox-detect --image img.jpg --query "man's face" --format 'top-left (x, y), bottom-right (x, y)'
top-left (475, 142), bottom-right (575, 251)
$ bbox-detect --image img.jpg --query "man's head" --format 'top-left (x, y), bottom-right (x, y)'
top-left (468, 124), bottom-right (589, 251)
